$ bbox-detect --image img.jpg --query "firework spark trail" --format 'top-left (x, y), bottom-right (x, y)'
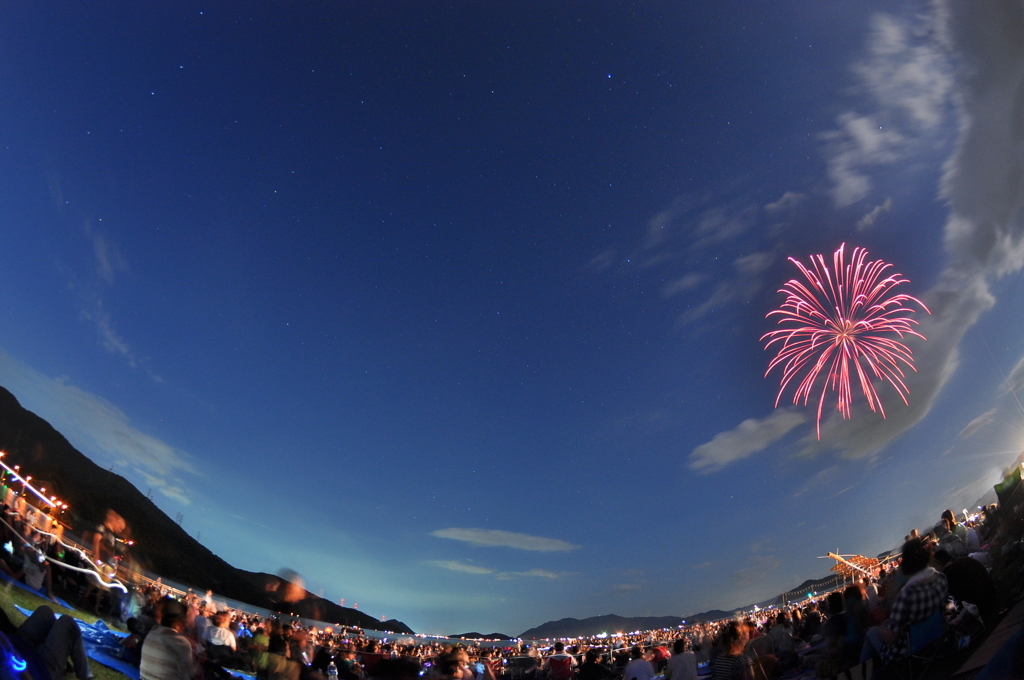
top-left (763, 244), bottom-right (930, 439)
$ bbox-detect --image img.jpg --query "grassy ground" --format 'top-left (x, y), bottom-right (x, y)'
top-left (0, 581), bottom-right (131, 680)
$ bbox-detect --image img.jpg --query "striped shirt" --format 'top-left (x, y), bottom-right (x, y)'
top-left (141, 626), bottom-right (195, 680)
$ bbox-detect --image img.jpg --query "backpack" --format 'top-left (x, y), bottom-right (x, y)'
top-left (549, 656), bottom-right (573, 680)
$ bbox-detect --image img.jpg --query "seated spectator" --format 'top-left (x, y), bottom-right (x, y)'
top-left (251, 625), bottom-right (270, 679)
top-left (769, 613), bottom-right (794, 652)
top-left (649, 644), bottom-right (670, 673)
top-left (808, 592), bottom-right (848, 679)
top-left (204, 612), bottom-right (236, 650)
top-left (141, 598), bottom-right (196, 680)
top-left (578, 650), bottom-right (613, 680)
top-left (194, 604), bottom-right (211, 640)
top-left (204, 612), bottom-right (239, 668)
top-left (860, 538), bottom-right (948, 666)
top-left (788, 610), bottom-right (802, 640)
top-left (742, 619), bottom-right (772, 659)
top-left (943, 555), bottom-right (999, 626)
top-left (800, 603), bottom-right (822, 641)
top-left (362, 641), bottom-right (386, 677)
top-left (691, 642), bottom-right (708, 666)
top-left (542, 641), bottom-right (576, 680)
top-left (936, 518), bottom-right (965, 560)
top-left (622, 646), bottom-right (654, 680)
top-left (309, 647), bottom-right (332, 677)
top-left (372, 657), bottom-right (422, 680)
top-left (842, 584), bottom-right (869, 659)
top-left (663, 639), bottom-right (695, 680)
top-left (0, 604), bottom-right (92, 680)
top-left (119, 617), bottom-right (147, 667)
top-left (942, 510), bottom-right (970, 547)
top-left (709, 622), bottom-right (752, 680)
top-left (338, 647), bottom-right (363, 680)
top-left (861, 578), bottom-right (879, 613)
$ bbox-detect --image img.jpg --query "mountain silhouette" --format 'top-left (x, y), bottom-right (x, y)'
top-left (0, 386), bottom-right (411, 633)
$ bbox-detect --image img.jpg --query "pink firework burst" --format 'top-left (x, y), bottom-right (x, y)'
top-left (762, 243), bottom-right (930, 439)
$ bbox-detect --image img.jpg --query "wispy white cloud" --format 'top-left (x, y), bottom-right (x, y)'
top-left (699, 3), bottom-right (1023, 468)
top-left (856, 197), bottom-right (893, 230)
top-left (642, 199), bottom-right (757, 257)
top-left (85, 224), bottom-right (128, 285)
top-left (588, 249), bottom-right (617, 273)
top-left (431, 528), bottom-right (579, 552)
top-left (798, 270), bottom-right (991, 459)
top-left (78, 294), bottom-right (135, 364)
top-left (71, 224), bottom-right (161, 382)
top-left (959, 408), bottom-right (998, 439)
top-left (822, 113), bottom-right (906, 207)
top-left (799, 0), bottom-right (1024, 460)
top-left (790, 466), bottom-right (841, 499)
top-left (495, 569), bottom-right (561, 580)
top-left (852, 13), bottom-right (953, 130)
top-left (426, 560), bottom-right (495, 575)
top-left (689, 409), bottom-right (806, 473)
top-left (610, 583), bottom-right (641, 593)
top-left (426, 560), bottom-right (565, 580)
top-left (679, 252), bottom-right (774, 325)
top-left (1006, 355), bottom-right (1024, 395)
top-left (661, 273), bottom-right (703, 298)
top-left (0, 349), bottom-right (195, 503)
top-left (138, 470), bottom-right (191, 505)
top-left (764, 191), bottom-right (806, 214)
top-left (821, 13), bottom-right (953, 207)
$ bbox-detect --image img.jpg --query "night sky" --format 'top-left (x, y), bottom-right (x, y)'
top-left (2, 1), bottom-right (1024, 635)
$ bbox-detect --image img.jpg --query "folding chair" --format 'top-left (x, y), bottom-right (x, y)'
top-left (894, 609), bottom-right (952, 680)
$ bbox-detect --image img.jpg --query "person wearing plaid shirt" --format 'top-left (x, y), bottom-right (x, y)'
top-left (861, 538), bottom-right (948, 664)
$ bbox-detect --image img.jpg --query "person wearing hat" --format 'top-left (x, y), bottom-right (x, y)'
top-left (141, 597), bottom-right (196, 680)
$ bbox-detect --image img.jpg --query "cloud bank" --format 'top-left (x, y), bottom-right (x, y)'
top-left (689, 409), bottom-right (806, 473)
top-left (822, 12), bottom-right (953, 208)
top-left (0, 350), bottom-right (195, 503)
top-left (694, 2), bottom-right (1024, 469)
top-left (808, 0), bottom-right (1024, 459)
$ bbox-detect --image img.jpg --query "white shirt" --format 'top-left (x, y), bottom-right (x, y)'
top-left (204, 625), bottom-right (237, 651)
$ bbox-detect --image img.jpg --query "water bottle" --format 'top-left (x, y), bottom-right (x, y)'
top-left (328, 661), bottom-right (338, 680)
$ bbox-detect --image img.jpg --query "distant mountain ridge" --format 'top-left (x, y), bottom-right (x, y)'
top-left (0, 386), bottom-right (412, 634)
top-left (519, 576), bottom-right (858, 639)
top-left (448, 632), bottom-right (514, 640)
top-left (521, 615), bottom-right (684, 640)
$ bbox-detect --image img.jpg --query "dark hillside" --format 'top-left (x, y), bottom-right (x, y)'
top-left (241, 570), bottom-right (414, 633)
top-left (0, 386), bottom-right (412, 633)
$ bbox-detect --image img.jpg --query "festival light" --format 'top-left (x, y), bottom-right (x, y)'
top-left (0, 457), bottom-right (55, 507)
top-left (763, 244), bottom-right (929, 438)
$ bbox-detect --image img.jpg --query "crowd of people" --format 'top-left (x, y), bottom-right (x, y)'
top-left (0, 477), bottom-right (1020, 680)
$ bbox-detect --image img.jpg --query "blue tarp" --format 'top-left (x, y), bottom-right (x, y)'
top-left (11, 604), bottom-right (257, 680)
top-left (0, 571), bottom-right (73, 609)
top-left (14, 604), bottom-right (139, 680)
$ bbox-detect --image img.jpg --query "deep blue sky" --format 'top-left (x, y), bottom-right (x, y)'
top-left (2, 1), bottom-right (1024, 635)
